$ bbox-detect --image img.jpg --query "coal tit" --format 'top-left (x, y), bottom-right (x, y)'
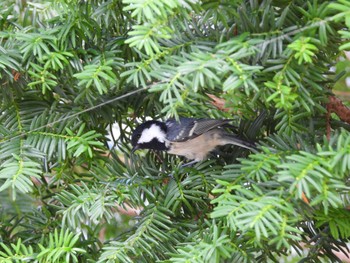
top-left (131, 117), bottom-right (255, 162)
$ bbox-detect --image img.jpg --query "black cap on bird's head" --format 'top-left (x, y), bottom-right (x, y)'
top-left (131, 120), bottom-right (168, 152)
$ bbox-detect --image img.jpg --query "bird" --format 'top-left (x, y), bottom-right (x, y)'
top-left (131, 117), bottom-right (256, 162)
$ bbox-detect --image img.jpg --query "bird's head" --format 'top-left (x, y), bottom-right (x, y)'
top-left (131, 120), bottom-right (168, 152)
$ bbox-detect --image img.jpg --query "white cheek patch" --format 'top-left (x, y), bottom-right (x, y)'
top-left (138, 124), bottom-right (166, 144)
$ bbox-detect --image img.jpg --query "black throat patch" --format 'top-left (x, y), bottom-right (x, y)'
top-left (138, 137), bottom-right (169, 151)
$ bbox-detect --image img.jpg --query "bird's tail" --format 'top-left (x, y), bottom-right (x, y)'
top-left (222, 134), bottom-right (257, 151)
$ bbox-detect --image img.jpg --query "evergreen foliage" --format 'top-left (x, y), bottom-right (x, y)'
top-left (1, 0), bottom-right (350, 262)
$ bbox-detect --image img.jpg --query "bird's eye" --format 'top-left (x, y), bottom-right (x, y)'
top-left (135, 133), bottom-right (141, 140)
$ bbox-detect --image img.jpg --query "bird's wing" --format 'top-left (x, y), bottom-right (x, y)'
top-left (165, 117), bottom-right (231, 142)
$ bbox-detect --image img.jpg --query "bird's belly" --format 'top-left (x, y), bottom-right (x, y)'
top-left (167, 132), bottom-right (221, 161)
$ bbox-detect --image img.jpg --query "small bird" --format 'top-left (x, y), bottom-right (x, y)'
top-left (131, 117), bottom-right (255, 162)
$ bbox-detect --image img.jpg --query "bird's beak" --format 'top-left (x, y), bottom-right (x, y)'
top-left (131, 145), bottom-right (140, 153)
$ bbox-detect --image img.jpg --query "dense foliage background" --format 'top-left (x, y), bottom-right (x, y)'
top-left (1, 0), bottom-right (350, 262)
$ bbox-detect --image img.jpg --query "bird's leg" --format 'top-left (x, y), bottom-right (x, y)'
top-left (180, 160), bottom-right (198, 168)
top-left (153, 150), bottom-right (164, 163)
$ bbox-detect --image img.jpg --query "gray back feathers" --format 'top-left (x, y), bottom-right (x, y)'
top-left (165, 117), bottom-right (231, 142)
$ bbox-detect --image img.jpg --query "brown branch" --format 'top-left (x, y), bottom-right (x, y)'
top-left (327, 95), bottom-right (350, 123)
top-left (326, 95), bottom-right (350, 139)
top-left (11, 69), bottom-right (21, 82)
top-left (206, 93), bottom-right (230, 112)
top-left (301, 191), bottom-right (310, 205)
